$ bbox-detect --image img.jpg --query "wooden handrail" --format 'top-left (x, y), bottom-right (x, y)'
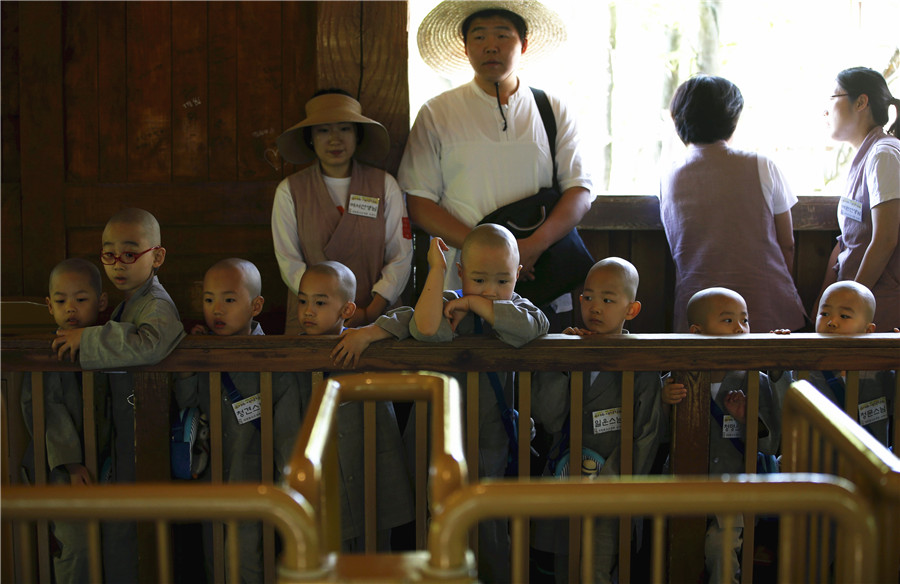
top-left (2, 333), bottom-right (897, 373)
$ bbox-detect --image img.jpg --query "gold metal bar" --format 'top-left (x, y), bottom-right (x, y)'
top-left (426, 476), bottom-right (877, 583)
top-left (227, 520), bottom-right (240, 584)
top-left (510, 516), bottom-right (526, 584)
top-left (652, 515), bottom-right (665, 584)
top-left (582, 515), bottom-right (594, 584)
top-left (88, 520), bottom-right (102, 584)
top-left (155, 519), bottom-right (171, 584)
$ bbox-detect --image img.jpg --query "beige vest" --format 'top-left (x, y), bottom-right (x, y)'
top-left (284, 162), bottom-right (386, 335)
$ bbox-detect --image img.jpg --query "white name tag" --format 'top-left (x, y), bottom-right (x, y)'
top-left (231, 393), bottom-right (261, 425)
top-left (592, 407), bottom-right (621, 435)
top-left (839, 196), bottom-right (864, 222)
top-left (347, 194), bottom-right (379, 218)
top-left (722, 415), bottom-right (741, 439)
top-left (858, 397), bottom-right (888, 426)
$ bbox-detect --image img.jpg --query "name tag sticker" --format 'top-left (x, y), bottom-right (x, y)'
top-left (348, 194), bottom-right (379, 218)
top-left (858, 397), bottom-right (888, 426)
top-left (839, 196), bottom-right (864, 222)
top-left (592, 407), bottom-right (621, 435)
top-left (722, 415), bottom-right (741, 439)
top-left (232, 394), bottom-right (262, 425)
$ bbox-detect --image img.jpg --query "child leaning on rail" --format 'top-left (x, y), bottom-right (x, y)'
top-left (332, 224), bottom-right (550, 582)
top-left (662, 287), bottom-right (786, 584)
top-left (50, 207), bottom-right (186, 583)
top-left (296, 260), bottom-right (414, 552)
top-left (530, 257), bottom-right (664, 584)
top-left (803, 281), bottom-right (894, 448)
top-left (20, 258), bottom-right (111, 584)
top-left (174, 258), bottom-right (302, 582)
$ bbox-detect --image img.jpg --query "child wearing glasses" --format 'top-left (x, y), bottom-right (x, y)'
top-left (51, 207), bottom-right (185, 583)
top-left (175, 258), bottom-right (302, 581)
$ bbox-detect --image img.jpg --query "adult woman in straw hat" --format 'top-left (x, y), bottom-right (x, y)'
top-left (399, 1), bottom-right (593, 333)
top-left (272, 89), bottom-right (412, 335)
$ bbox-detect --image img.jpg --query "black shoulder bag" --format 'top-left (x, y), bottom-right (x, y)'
top-left (478, 87), bottom-right (595, 307)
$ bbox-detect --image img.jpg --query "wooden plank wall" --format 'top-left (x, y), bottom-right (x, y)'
top-left (1, 1), bottom-right (409, 334)
top-left (1, 1), bottom-right (838, 334)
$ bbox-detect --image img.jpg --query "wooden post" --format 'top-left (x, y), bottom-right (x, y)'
top-left (134, 371), bottom-right (172, 584)
top-left (667, 371), bottom-right (710, 583)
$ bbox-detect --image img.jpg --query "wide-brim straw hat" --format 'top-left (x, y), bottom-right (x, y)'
top-left (418, 1), bottom-right (567, 77)
top-left (277, 93), bottom-right (391, 166)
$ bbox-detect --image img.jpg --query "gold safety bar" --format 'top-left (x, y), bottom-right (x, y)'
top-left (1, 482), bottom-right (324, 583)
top-left (782, 380), bottom-right (900, 582)
top-left (283, 371), bottom-right (468, 553)
top-left (425, 475), bottom-right (877, 584)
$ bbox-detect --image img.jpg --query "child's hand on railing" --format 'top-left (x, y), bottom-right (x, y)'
top-left (190, 323), bottom-right (210, 335)
top-left (562, 326), bottom-right (595, 336)
top-left (331, 325), bottom-right (392, 369)
top-left (769, 329), bottom-right (791, 335)
top-left (662, 377), bottom-right (687, 405)
top-left (724, 390), bottom-right (747, 425)
top-left (51, 328), bottom-right (84, 363)
top-left (64, 463), bottom-right (92, 486)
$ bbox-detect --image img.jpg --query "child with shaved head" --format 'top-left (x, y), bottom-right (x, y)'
top-left (50, 208), bottom-right (185, 582)
top-left (176, 258), bottom-right (302, 582)
top-left (333, 224), bottom-right (548, 579)
top-left (663, 287), bottom-right (784, 584)
top-left (531, 258), bottom-right (663, 583)
top-left (293, 260), bottom-right (414, 553)
top-left (805, 281), bottom-right (894, 446)
top-left (20, 258), bottom-right (110, 584)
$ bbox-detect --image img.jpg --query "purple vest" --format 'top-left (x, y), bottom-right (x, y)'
top-left (661, 142), bottom-right (807, 332)
top-left (836, 128), bottom-right (900, 331)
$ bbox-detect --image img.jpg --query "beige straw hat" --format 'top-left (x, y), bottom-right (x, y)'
top-left (418, 1), bottom-right (567, 77)
top-left (277, 93), bottom-right (391, 165)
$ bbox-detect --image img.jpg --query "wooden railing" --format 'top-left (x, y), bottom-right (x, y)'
top-left (2, 333), bottom-right (897, 583)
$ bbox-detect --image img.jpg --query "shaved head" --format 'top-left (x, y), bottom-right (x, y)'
top-left (819, 281), bottom-right (876, 323)
top-left (687, 287), bottom-right (746, 326)
top-left (304, 261), bottom-right (357, 303)
top-left (207, 258), bottom-right (262, 298)
top-left (461, 223), bottom-right (520, 266)
top-left (588, 257), bottom-right (639, 301)
top-left (49, 258), bottom-right (103, 297)
top-left (105, 207), bottom-right (161, 246)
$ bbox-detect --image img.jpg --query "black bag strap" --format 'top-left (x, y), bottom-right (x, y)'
top-left (530, 87), bottom-right (559, 191)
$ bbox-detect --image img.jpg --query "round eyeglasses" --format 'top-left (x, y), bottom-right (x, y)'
top-left (100, 246), bottom-right (161, 265)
